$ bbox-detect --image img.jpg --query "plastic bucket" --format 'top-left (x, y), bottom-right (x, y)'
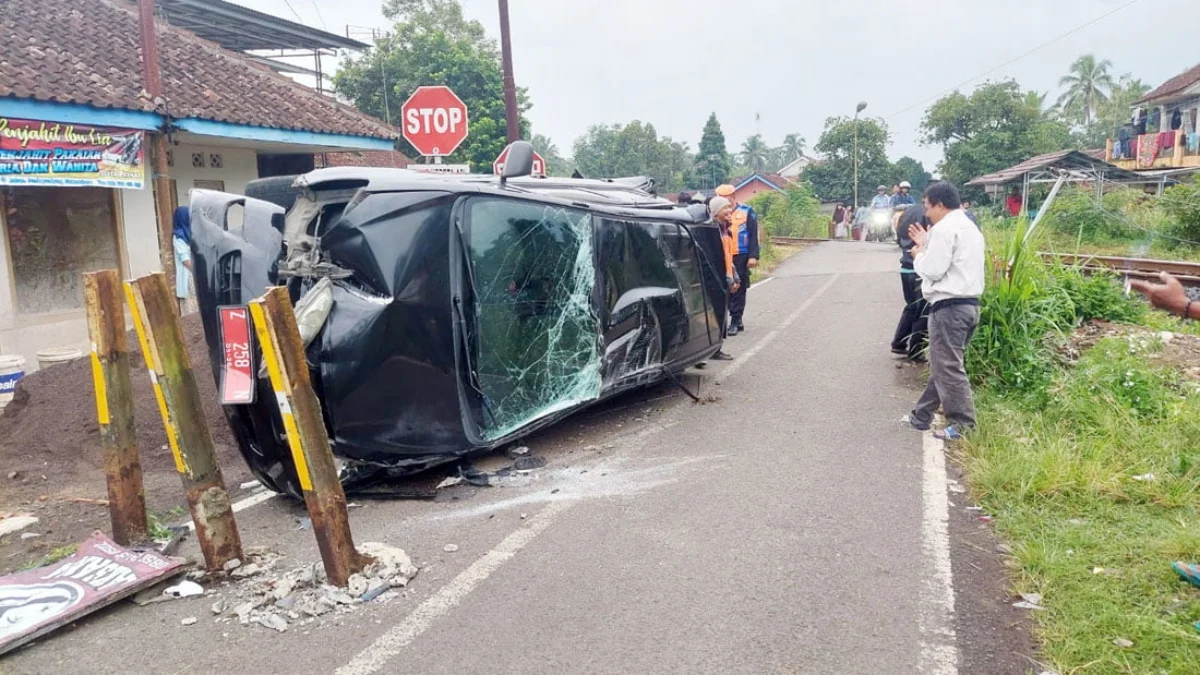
top-left (0, 355), bottom-right (26, 409)
top-left (36, 348), bottom-right (84, 371)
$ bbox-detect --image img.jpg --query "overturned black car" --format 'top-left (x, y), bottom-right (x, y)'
top-left (189, 144), bottom-right (729, 498)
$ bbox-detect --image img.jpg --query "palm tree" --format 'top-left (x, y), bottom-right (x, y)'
top-left (740, 134), bottom-right (771, 173)
top-left (779, 133), bottom-right (807, 165)
top-left (1057, 54), bottom-right (1115, 126)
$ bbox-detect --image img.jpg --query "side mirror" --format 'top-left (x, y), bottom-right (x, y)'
top-left (499, 141), bottom-right (535, 185)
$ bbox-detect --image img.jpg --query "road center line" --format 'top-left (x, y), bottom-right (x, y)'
top-left (336, 500), bottom-right (573, 675)
top-left (919, 431), bottom-right (958, 674)
top-left (715, 273), bottom-right (841, 384)
top-left (750, 275), bottom-right (775, 290)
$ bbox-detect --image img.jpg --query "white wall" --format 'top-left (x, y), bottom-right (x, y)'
top-left (0, 141), bottom-right (260, 372)
top-left (169, 143), bottom-right (258, 207)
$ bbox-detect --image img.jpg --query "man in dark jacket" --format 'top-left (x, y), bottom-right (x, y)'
top-left (891, 205), bottom-right (930, 360)
top-left (715, 184), bottom-right (760, 336)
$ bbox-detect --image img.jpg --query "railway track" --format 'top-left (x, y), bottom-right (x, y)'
top-left (768, 237), bottom-right (1200, 288)
top-left (1039, 252), bottom-right (1200, 287)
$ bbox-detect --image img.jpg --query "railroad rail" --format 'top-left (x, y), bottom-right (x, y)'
top-left (1040, 252), bottom-right (1200, 287)
top-left (768, 237), bottom-right (1200, 288)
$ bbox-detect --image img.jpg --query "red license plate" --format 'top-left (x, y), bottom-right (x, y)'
top-left (218, 306), bottom-right (256, 405)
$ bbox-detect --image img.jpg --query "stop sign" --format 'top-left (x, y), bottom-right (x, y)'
top-left (493, 146), bottom-right (547, 177)
top-left (401, 86), bottom-right (469, 157)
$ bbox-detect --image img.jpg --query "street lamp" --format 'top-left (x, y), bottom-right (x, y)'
top-left (853, 101), bottom-right (868, 210)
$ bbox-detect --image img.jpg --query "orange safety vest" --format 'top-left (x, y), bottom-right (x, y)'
top-left (730, 206), bottom-right (749, 255)
top-left (720, 226), bottom-right (735, 280)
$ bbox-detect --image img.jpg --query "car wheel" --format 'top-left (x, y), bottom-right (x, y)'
top-left (244, 175), bottom-right (301, 210)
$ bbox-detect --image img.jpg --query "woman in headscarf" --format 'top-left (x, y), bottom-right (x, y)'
top-left (706, 196), bottom-right (738, 362)
top-left (172, 206), bottom-right (193, 314)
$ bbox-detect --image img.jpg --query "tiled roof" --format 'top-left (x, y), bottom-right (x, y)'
top-left (0, 0), bottom-right (398, 141)
top-left (317, 150), bottom-right (410, 168)
top-left (733, 173), bottom-right (793, 192)
top-left (1135, 63), bottom-right (1200, 105)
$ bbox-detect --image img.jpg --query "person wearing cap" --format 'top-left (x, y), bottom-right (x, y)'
top-left (870, 186), bottom-right (893, 210)
top-left (707, 196), bottom-right (738, 361)
top-left (714, 184), bottom-right (759, 336)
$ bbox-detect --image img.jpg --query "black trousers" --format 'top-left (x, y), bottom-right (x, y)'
top-left (730, 254), bottom-right (751, 325)
top-left (891, 271), bottom-right (929, 358)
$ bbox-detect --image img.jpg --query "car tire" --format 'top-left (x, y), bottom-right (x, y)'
top-left (244, 175), bottom-right (301, 210)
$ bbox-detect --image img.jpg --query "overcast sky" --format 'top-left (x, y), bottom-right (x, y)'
top-left (239, 0), bottom-right (1195, 172)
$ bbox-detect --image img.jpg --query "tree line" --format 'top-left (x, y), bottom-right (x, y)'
top-left (330, 5), bottom-right (1159, 204)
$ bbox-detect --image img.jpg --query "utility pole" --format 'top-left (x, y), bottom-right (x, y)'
top-left (498, 0), bottom-right (520, 143)
top-left (853, 101), bottom-right (868, 209)
top-left (137, 0), bottom-right (177, 300)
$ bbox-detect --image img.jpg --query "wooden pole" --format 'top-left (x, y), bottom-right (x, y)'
top-left (84, 270), bottom-right (150, 546)
top-left (126, 273), bottom-right (242, 570)
top-left (498, 0), bottom-right (520, 144)
top-left (136, 0), bottom-right (177, 299)
top-left (249, 287), bottom-right (372, 586)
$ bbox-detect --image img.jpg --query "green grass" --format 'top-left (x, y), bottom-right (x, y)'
top-left (18, 543), bottom-right (78, 571)
top-left (964, 336), bottom-right (1200, 673)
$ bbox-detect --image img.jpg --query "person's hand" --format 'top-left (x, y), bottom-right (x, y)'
top-left (1130, 271), bottom-right (1191, 316)
top-left (908, 223), bottom-right (928, 255)
top-left (747, 258), bottom-right (758, 269)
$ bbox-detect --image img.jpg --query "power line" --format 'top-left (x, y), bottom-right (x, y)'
top-left (309, 0), bottom-right (328, 30)
top-left (882, 0), bottom-right (1143, 121)
top-left (279, 0), bottom-right (306, 24)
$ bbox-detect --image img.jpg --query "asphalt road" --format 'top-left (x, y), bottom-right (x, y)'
top-left (3, 242), bottom-right (1030, 674)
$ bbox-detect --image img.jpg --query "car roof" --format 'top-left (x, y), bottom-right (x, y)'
top-left (294, 167), bottom-right (703, 223)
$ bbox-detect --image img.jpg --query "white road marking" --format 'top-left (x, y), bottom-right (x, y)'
top-left (715, 273), bottom-right (841, 384)
top-left (919, 431), bottom-right (958, 674)
top-left (750, 275), bottom-right (775, 290)
top-left (180, 489), bottom-right (276, 532)
top-left (336, 500), bottom-right (573, 675)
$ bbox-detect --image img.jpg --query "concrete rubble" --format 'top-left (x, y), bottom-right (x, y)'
top-left (199, 543), bottom-right (418, 633)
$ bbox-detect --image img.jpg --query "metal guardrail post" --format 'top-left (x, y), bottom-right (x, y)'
top-left (126, 273), bottom-right (243, 570)
top-left (249, 287), bottom-right (372, 587)
top-left (84, 270), bottom-right (150, 546)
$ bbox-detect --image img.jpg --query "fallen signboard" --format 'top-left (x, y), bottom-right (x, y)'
top-left (0, 532), bottom-right (184, 655)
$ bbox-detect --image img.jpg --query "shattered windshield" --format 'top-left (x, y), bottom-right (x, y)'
top-left (464, 198), bottom-right (602, 440)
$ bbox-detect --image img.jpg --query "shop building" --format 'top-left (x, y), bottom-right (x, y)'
top-left (0, 0), bottom-right (398, 369)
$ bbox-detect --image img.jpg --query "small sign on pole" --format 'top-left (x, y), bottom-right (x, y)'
top-left (493, 146), bottom-right (546, 177)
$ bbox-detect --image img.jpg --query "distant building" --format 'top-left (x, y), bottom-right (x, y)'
top-left (777, 155), bottom-right (819, 180)
top-left (1105, 63), bottom-right (1200, 175)
top-left (728, 173), bottom-right (794, 204)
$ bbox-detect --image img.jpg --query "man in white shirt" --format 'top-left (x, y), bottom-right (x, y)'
top-left (906, 181), bottom-right (986, 440)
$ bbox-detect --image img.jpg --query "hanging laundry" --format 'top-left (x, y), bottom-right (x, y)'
top-left (1159, 131), bottom-right (1177, 158)
top-left (1188, 133), bottom-right (1200, 153)
top-left (1138, 134), bottom-right (1159, 168)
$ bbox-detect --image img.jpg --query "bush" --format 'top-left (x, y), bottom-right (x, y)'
top-left (748, 182), bottom-right (827, 239)
top-left (968, 220), bottom-right (1147, 398)
top-left (1161, 174), bottom-right (1200, 243)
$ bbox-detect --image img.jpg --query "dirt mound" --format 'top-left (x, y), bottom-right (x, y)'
top-left (0, 314), bottom-right (251, 571)
top-left (1067, 320), bottom-right (1200, 379)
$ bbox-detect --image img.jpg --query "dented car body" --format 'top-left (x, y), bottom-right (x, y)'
top-left (189, 169), bottom-right (729, 497)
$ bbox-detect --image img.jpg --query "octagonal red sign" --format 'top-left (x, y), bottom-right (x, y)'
top-left (401, 86), bottom-right (469, 157)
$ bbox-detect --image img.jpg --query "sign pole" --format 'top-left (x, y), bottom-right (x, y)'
top-left (126, 273), bottom-right (243, 570)
top-left (84, 270), bottom-right (150, 546)
top-left (249, 287), bottom-right (373, 586)
top-left (498, 0), bottom-right (521, 143)
top-left (136, 0), bottom-right (177, 304)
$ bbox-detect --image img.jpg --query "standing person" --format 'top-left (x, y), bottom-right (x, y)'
top-left (905, 181), bottom-right (985, 440)
top-left (715, 184), bottom-right (760, 335)
top-left (708, 196), bottom-right (739, 361)
top-left (891, 184), bottom-right (901, 199)
top-left (831, 202), bottom-right (845, 239)
top-left (891, 204), bottom-right (931, 360)
top-left (961, 201), bottom-right (980, 227)
top-left (1005, 187), bottom-right (1023, 217)
top-left (172, 206), bottom-right (194, 315)
top-left (892, 181), bottom-right (915, 207)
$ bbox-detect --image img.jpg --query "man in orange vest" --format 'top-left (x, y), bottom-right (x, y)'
top-left (715, 184), bottom-right (760, 335)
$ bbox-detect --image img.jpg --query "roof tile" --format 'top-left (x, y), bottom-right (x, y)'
top-left (0, 0), bottom-right (397, 141)
top-left (1135, 63), bottom-right (1200, 105)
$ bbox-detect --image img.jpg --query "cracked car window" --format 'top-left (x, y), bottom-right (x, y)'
top-left (465, 198), bottom-right (602, 440)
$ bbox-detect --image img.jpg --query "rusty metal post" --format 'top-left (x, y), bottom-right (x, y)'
top-left (249, 287), bottom-right (372, 586)
top-left (126, 273), bottom-right (242, 570)
top-left (84, 270), bottom-right (150, 546)
top-left (498, 0), bottom-right (520, 143)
